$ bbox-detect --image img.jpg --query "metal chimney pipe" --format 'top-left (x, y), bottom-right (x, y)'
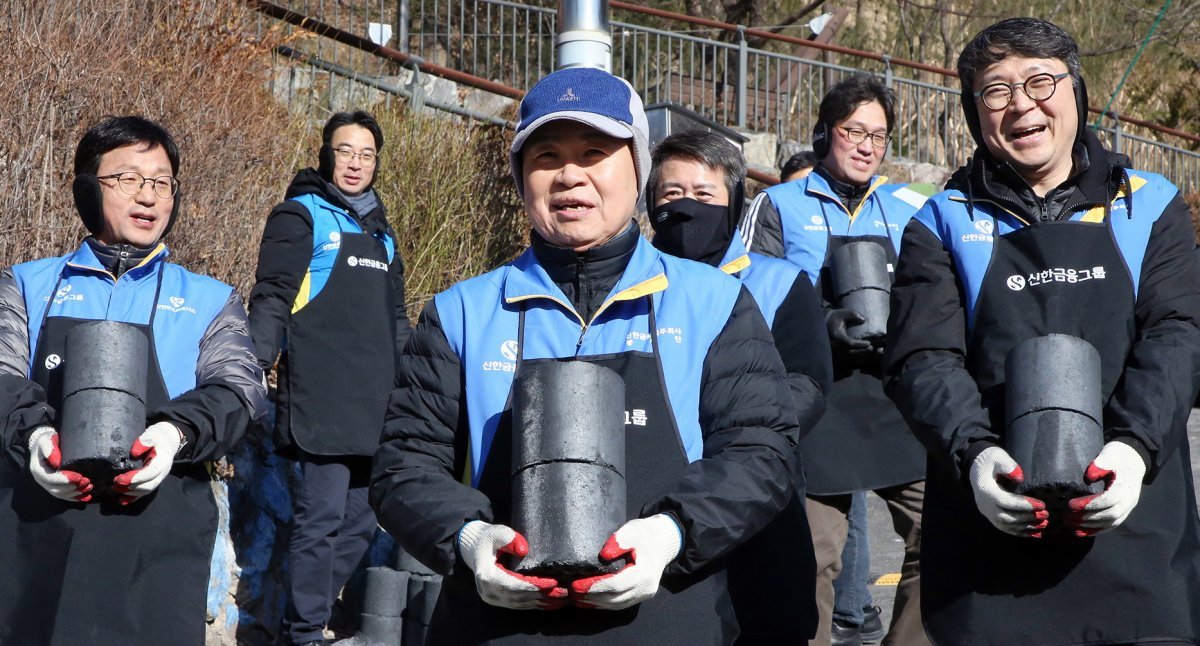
top-left (557, 0), bottom-right (612, 71)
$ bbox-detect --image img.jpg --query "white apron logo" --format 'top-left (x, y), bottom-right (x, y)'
top-left (976, 220), bottom-right (994, 235)
top-left (1009, 266), bottom-right (1107, 291)
top-left (348, 256), bottom-right (388, 271)
top-left (323, 231), bottom-right (342, 252)
top-left (330, 232), bottom-right (341, 242)
top-left (44, 354), bottom-right (62, 370)
top-left (158, 296), bottom-right (197, 314)
top-left (804, 215), bottom-right (828, 232)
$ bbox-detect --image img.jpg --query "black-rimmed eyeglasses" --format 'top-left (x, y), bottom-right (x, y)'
top-left (974, 72), bottom-right (1071, 111)
top-left (96, 172), bottom-right (180, 199)
top-left (838, 127), bottom-right (891, 149)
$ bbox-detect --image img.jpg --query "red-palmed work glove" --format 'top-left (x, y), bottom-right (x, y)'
top-left (1066, 441), bottom-right (1147, 537)
top-left (457, 520), bottom-right (568, 610)
top-left (111, 421), bottom-right (182, 505)
top-left (27, 426), bottom-right (93, 503)
top-left (968, 446), bottom-right (1048, 538)
top-left (570, 514), bottom-right (683, 610)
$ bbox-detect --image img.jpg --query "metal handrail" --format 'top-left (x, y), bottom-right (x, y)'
top-left (251, 0), bottom-right (1200, 192)
top-left (610, 1), bottom-right (1200, 146)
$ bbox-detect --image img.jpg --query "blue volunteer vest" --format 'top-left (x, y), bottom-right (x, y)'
top-left (915, 171), bottom-right (1176, 330)
top-left (435, 236), bottom-right (743, 487)
top-left (289, 193), bottom-right (396, 312)
top-left (717, 233), bottom-right (803, 328)
top-left (13, 242), bottom-right (235, 398)
top-left (760, 173), bottom-right (917, 281)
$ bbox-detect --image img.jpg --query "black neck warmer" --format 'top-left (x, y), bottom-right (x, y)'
top-left (530, 220), bottom-right (640, 323)
top-left (649, 198), bottom-right (734, 267)
top-left (816, 165), bottom-right (871, 214)
top-left (85, 237), bottom-right (157, 279)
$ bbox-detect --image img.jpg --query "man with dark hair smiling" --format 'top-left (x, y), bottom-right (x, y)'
top-left (248, 110), bottom-right (411, 646)
top-left (742, 75), bottom-right (930, 646)
top-left (370, 68), bottom-right (800, 643)
top-left (885, 17), bottom-right (1200, 644)
top-left (0, 115), bottom-right (267, 644)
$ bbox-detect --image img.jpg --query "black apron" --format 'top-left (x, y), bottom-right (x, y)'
top-left (0, 267), bottom-right (216, 645)
top-left (800, 219), bottom-right (926, 495)
top-left (428, 300), bottom-right (739, 645)
top-left (922, 216), bottom-right (1200, 644)
top-left (278, 229), bottom-right (396, 457)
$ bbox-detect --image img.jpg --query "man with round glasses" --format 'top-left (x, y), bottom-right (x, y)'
top-left (885, 17), bottom-right (1200, 644)
top-left (248, 110), bottom-right (411, 646)
top-left (742, 74), bottom-right (930, 646)
top-left (0, 115), bottom-right (267, 643)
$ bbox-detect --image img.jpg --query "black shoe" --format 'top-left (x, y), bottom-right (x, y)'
top-left (831, 619), bottom-right (863, 646)
top-left (860, 605), bottom-right (885, 643)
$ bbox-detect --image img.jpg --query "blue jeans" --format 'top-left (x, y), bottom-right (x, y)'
top-left (832, 491), bottom-right (873, 625)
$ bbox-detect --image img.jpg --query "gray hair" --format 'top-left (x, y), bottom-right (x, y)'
top-left (648, 130), bottom-right (745, 203)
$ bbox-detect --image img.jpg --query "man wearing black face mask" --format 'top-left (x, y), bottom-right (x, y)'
top-left (741, 76), bottom-right (931, 646)
top-left (648, 130), bottom-right (829, 644)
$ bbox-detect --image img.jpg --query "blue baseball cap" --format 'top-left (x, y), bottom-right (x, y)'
top-left (510, 67), bottom-right (650, 199)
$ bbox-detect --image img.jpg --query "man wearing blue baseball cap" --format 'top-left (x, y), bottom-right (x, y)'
top-left (370, 67), bottom-right (801, 643)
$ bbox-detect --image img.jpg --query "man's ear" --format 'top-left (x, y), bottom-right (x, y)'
top-left (72, 174), bottom-right (104, 235)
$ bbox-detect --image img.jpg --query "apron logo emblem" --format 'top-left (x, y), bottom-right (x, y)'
top-left (57, 285), bottom-right (72, 297)
top-left (170, 297), bottom-right (185, 308)
top-left (500, 340), bottom-right (518, 361)
top-left (1007, 275), bottom-right (1026, 291)
top-left (975, 220), bottom-right (994, 235)
top-left (329, 232), bottom-right (341, 242)
top-left (810, 215), bottom-right (822, 225)
top-left (44, 354), bottom-right (62, 370)
top-left (347, 256), bottom-right (388, 271)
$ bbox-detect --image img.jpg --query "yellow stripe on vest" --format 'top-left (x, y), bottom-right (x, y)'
top-left (1080, 175), bottom-right (1148, 223)
top-left (291, 272), bottom-right (312, 314)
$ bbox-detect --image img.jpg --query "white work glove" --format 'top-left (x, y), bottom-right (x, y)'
top-left (27, 426), bottom-right (93, 503)
top-left (1066, 441), bottom-right (1147, 537)
top-left (457, 520), bottom-right (568, 610)
top-left (111, 421), bottom-right (182, 505)
top-left (570, 513), bottom-right (683, 610)
top-left (968, 446), bottom-right (1049, 538)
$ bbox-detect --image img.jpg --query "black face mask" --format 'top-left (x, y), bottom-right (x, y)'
top-left (650, 198), bottom-right (734, 267)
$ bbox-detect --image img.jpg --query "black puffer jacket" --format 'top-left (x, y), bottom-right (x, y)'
top-left (370, 229), bottom-right (800, 643)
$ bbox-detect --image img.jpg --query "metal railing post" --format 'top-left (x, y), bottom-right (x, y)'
top-left (398, 0), bottom-right (409, 53)
top-left (736, 25), bottom-right (747, 129)
top-left (1111, 111), bottom-right (1123, 155)
top-left (881, 54), bottom-right (893, 88)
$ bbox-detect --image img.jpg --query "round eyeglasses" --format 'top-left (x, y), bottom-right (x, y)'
top-left (974, 72), bottom-right (1070, 111)
top-left (97, 172), bottom-right (180, 199)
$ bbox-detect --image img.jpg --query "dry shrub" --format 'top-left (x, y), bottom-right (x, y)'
top-left (372, 106), bottom-right (527, 313)
top-left (0, 1), bottom-right (302, 293)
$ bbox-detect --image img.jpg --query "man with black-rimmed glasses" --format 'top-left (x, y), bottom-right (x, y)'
top-left (885, 18), bottom-right (1200, 645)
top-left (0, 115), bottom-right (267, 644)
top-left (742, 75), bottom-right (931, 646)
